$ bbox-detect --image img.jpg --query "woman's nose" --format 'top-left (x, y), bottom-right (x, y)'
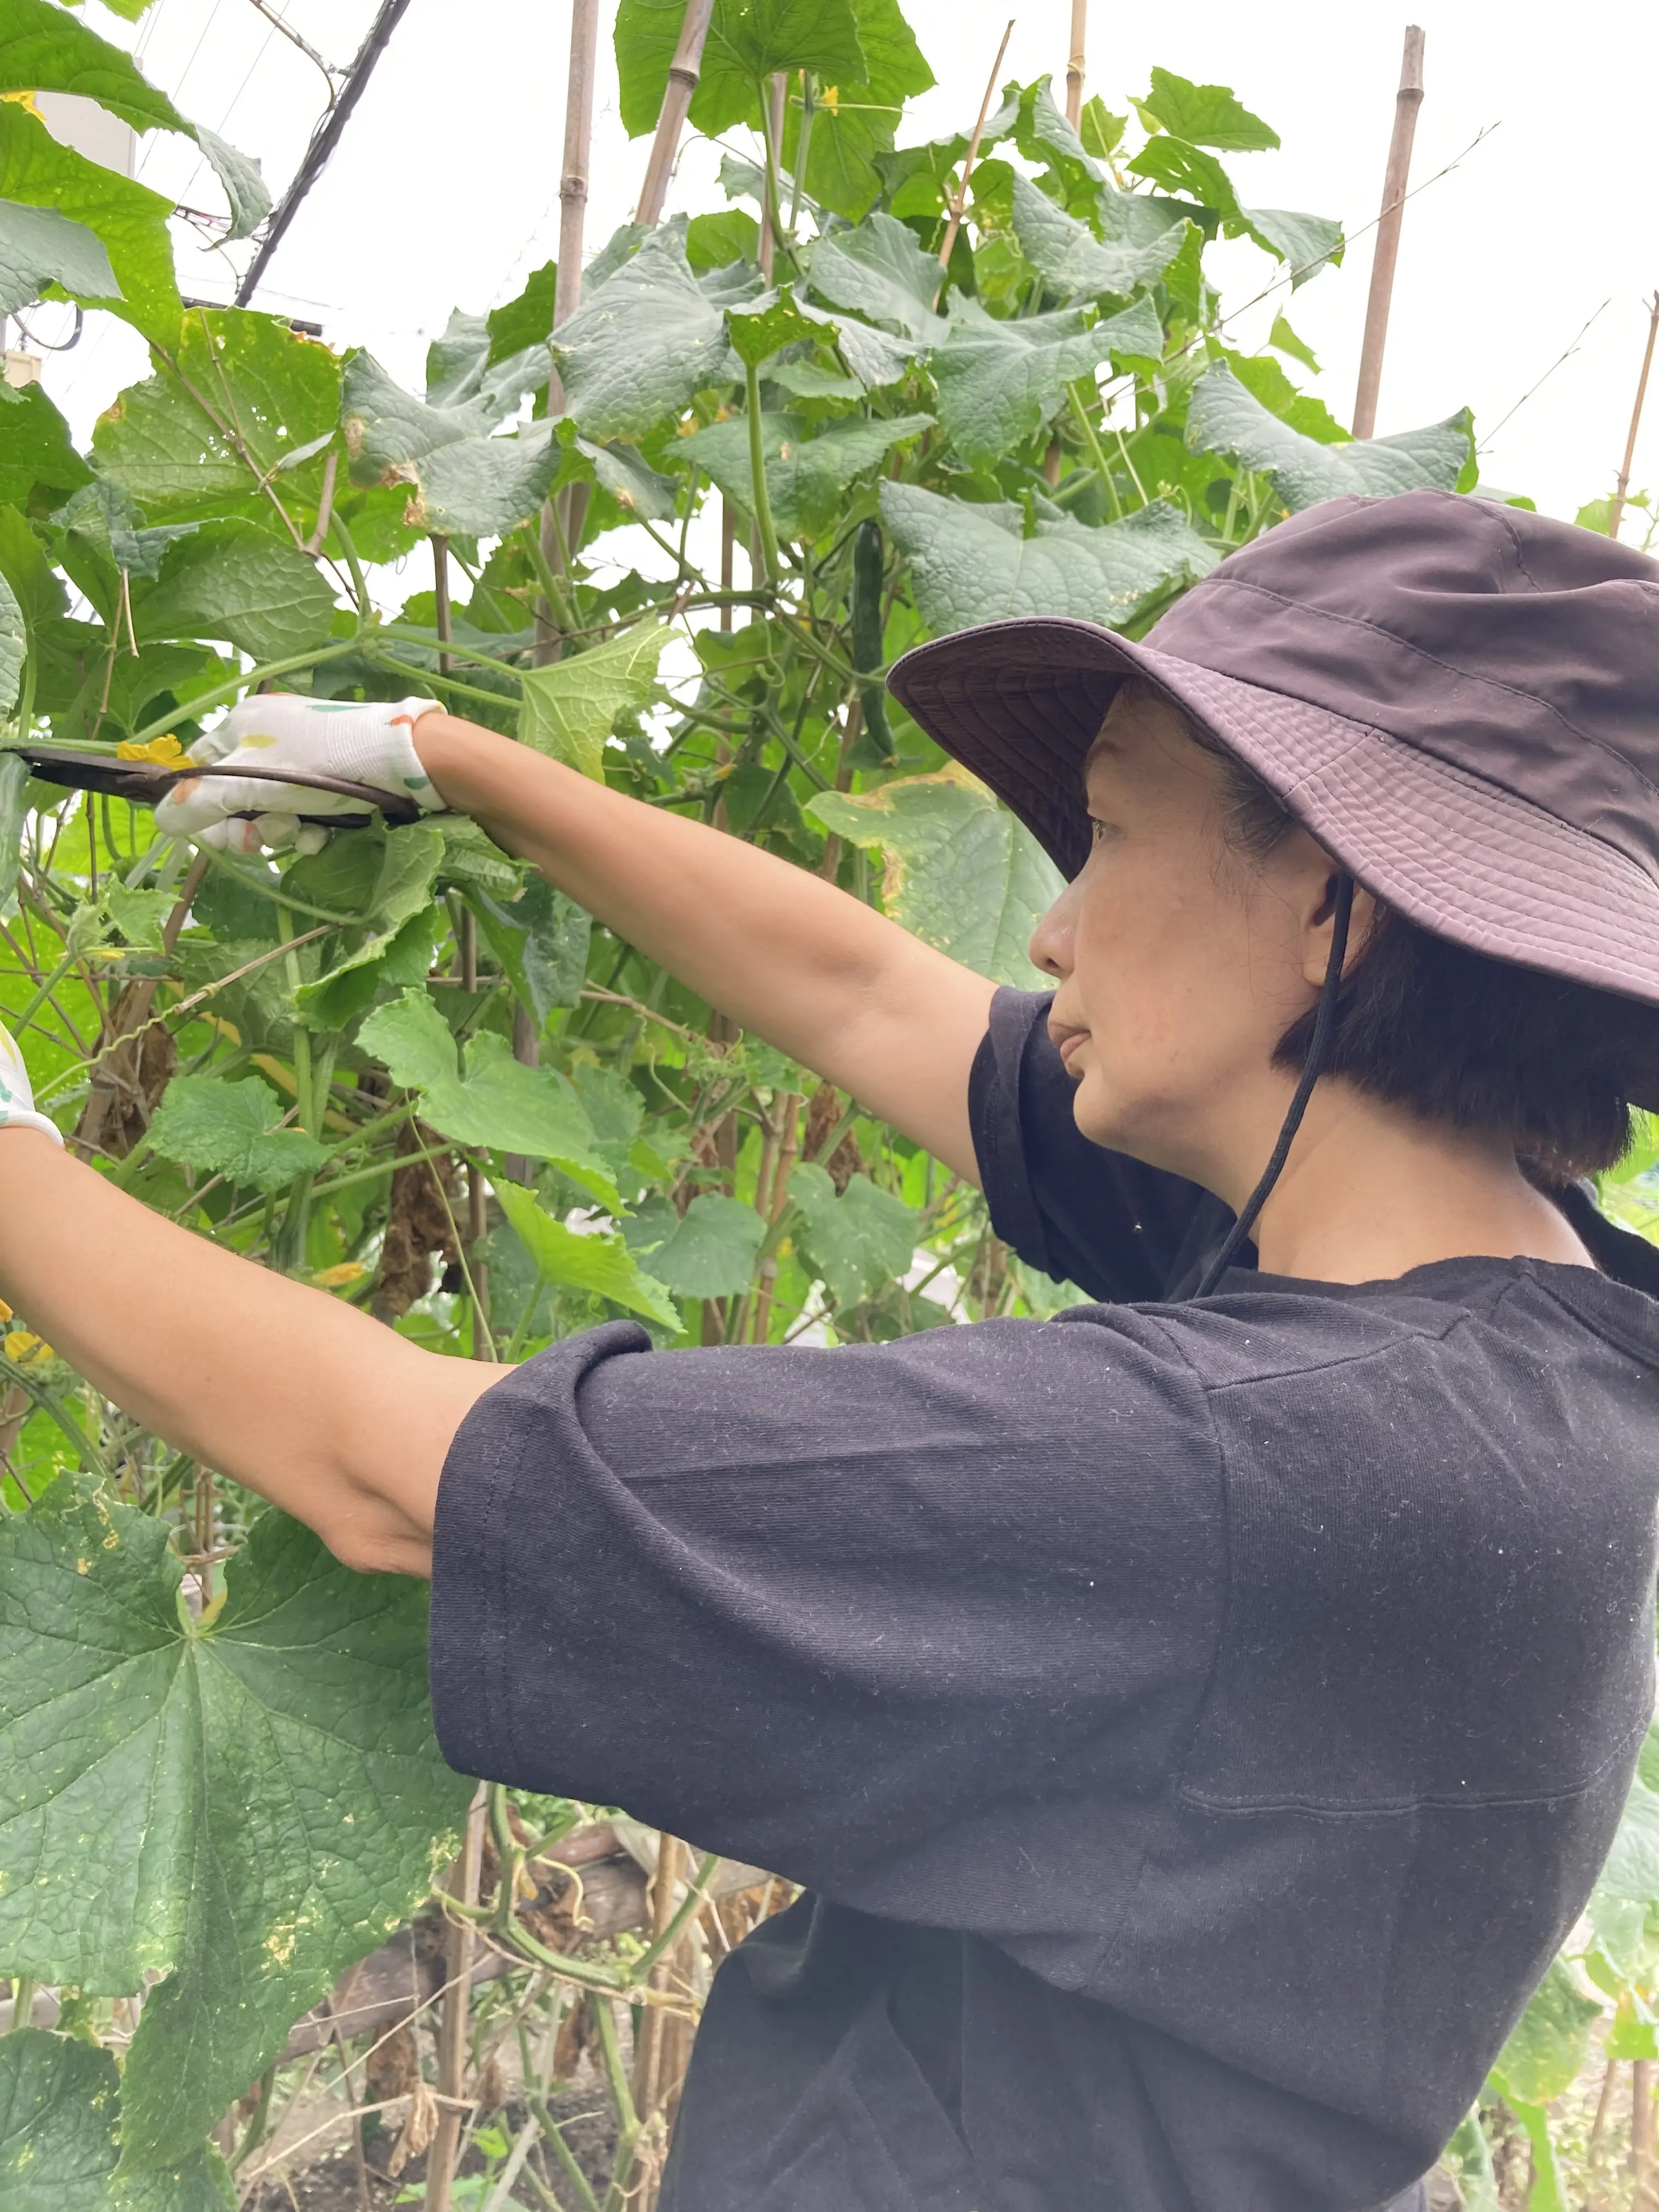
top-left (1028, 880), bottom-right (1080, 979)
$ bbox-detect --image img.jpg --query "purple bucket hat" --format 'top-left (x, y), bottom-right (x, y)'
top-left (887, 488), bottom-right (1659, 1013)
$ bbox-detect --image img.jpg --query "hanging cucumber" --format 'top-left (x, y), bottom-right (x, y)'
top-left (0, 753), bottom-right (29, 912)
top-left (847, 517), bottom-right (897, 770)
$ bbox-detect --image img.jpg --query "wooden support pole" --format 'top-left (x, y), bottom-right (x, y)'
top-left (425, 1787), bottom-right (488, 2212)
top-left (1607, 291), bottom-right (1659, 543)
top-left (534, 0), bottom-right (600, 670)
top-left (555, 0), bottom-right (599, 333)
top-left (637, 0), bottom-right (716, 226)
top-left (1351, 25), bottom-right (1425, 439)
top-left (1065, 0), bottom-right (1087, 129)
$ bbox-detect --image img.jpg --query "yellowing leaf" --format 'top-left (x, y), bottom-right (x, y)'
top-left (311, 1262), bottom-right (368, 1289)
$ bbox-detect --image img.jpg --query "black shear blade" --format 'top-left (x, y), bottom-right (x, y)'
top-left (10, 748), bottom-right (422, 827)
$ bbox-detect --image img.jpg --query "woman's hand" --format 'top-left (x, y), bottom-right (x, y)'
top-left (153, 693), bottom-right (448, 853)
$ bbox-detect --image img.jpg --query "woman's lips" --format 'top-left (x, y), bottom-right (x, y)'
top-left (1052, 1024), bottom-right (1089, 1070)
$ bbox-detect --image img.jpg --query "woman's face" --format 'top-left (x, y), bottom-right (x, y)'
top-left (1028, 683), bottom-right (1344, 1190)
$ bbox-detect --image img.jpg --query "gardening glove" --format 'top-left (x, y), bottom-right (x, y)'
top-left (153, 694), bottom-right (446, 854)
top-left (0, 1020), bottom-right (63, 1147)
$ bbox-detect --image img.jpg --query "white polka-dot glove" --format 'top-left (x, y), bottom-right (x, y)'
top-left (153, 695), bottom-right (445, 855)
top-left (0, 1021), bottom-right (62, 1146)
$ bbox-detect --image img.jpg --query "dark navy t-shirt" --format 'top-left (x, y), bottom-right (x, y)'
top-left (429, 988), bottom-right (1659, 2211)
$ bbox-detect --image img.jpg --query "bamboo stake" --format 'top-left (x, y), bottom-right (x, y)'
top-left (636, 0), bottom-right (717, 225)
top-left (1351, 25), bottom-right (1425, 439)
top-left (938, 22), bottom-right (1015, 284)
top-left (426, 1788), bottom-right (488, 2212)
top-left (1607, 292), bottom-right (1659, 542)
top-left (1065, 0), bottom-right (1087, 129)
top-left (534, 0), bottom-right (601, 669)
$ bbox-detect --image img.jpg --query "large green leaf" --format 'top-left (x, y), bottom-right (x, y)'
top-left (551, 228), bottom-right (743, 441)
top-left (95, 309), bottom-right (341, 521)
top-left (0, 500), bottom-right (63, 632)
top-left (1137, 67), bottom-right (1279, 151)
top-left (0, 99), bottom-right (178, 343)
top-left (0, 559), bottom-right (22, 714)
top-left (881, 480), bottom-right (1216, 635)
top-left (1010, 173), bottom-right (1188, 304)
top-left (0, 0), bottom-right (189, 134)
top-left (146, 1074), bottom-right (329, 1193)
top-left (809, 769), bottom-right (1062, 986)
top-left (806, 210), bottom-right (944, 341)
top-left (620, 1192), bottom-right (765, 1297)
top-left (130, 518), bottom-right (338, 663)
top-left (357, 989), bottom-right (619, 1205)
top-left (0, 2032), bottom-right (233, 2211)
top-left (0, 2030), bottom-right (115, 2211)
top-left (518, 622), bottom-right (667, 780)
top-left (292, 823), bottom-right (446, 1032)
top-left (470, 878), bottom-right (591, 1028)
top-left (341, 349), bottom-right (554, 538)
top-left (1487, 1959), bottom-right (1602, 2108)
top-left (1186, 362), bottom-right (1472, 509)
top-left (343, 349), bottom-right (543, 483)
top-left (932, 295), bottom-right (1163, 467)
top-left (487, 258), bottom-right (557, 363)
top-left (0, 198), bottom-right (117, 317)
top-left (0, 1480), bottom-right (471, 2168)
top-left (0, 381), bottom-right (92, 506)
top-left (783, 0), bottom-right (935, 217)
top-left (1237, 206), bottom-right (1344, 287)
top-left (494, 1180), bottom-right (680, 1330)
top-left (678, 409), bottom-right (931, 538)
top-left (789, 1161), bottom-right (918, 1307)
top-left (696, 0), bottom-right (867, 134)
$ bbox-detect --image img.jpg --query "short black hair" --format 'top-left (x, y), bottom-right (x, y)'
top-left (1141, 682), bottom-right (1659, 1181)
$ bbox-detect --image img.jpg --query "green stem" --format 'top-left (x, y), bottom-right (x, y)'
top-left (377, 624), bottom-right (528, 681)
top-left (362, 651), bottom-right (518, 714)
top-left (626, 1852), bottom-right (721, 1983)
top-left (520, 520), bottom-right (576, 637)
top-left (197, 845), bottom-right (366, 927)
top-left (1068, 382), bottom-right (1124, 520)
top-left (127, 638), bottom-right (366, 751)
top-left (744, 362), bottom-right (782, 587)
top-left (329, 511), bottom-right (373, 623)
top-left (10, 949), bottom-right (84, 1042)
top-left (230, 2064), bottom-right (277, 2171)
top-left (526, 2095), bottom-right (601, 2212)
top-left (6, 1978), bottom-right (33, 2032)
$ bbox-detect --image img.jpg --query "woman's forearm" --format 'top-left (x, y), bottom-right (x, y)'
top-left (0, 1134), bottom-right (493, 1572)
top-left (414, 714), bottom-right (994, 1180)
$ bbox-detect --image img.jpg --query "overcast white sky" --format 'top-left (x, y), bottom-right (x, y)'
top-left (25, 0), bottom-right (1659, 534)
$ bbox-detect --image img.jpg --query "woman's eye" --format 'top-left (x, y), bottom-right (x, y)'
top-left (1088, 817), bottom-right (1110, 845)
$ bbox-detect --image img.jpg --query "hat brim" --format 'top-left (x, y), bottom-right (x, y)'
top-left (888, 617), bottom-right (1659, 1018)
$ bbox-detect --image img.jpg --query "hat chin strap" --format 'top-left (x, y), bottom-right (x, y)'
top-left (1190, 873), bottom-right (1356, 1300)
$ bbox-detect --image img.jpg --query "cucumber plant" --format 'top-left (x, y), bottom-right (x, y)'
top-left (0, 0), bottom-right (1647, 2202)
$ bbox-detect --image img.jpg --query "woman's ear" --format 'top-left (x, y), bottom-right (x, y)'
top-left (1299, 863), bottom-right (1378, 989)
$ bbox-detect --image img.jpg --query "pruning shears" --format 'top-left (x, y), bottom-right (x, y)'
top-left (6, 747), bottom-right (426, 828)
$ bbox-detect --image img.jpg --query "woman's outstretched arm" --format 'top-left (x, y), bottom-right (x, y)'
top-left (413, 714), bottom-right (996, 1181)
top-left (0, 1130), bottom-right (488, 1572)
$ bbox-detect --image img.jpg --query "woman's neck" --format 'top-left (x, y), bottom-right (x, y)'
top-left (1242, 1085), bottom-right (1596, 1285)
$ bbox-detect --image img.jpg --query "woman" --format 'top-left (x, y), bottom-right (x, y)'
top-left (3, 486), bottom-right (1656, 2210)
